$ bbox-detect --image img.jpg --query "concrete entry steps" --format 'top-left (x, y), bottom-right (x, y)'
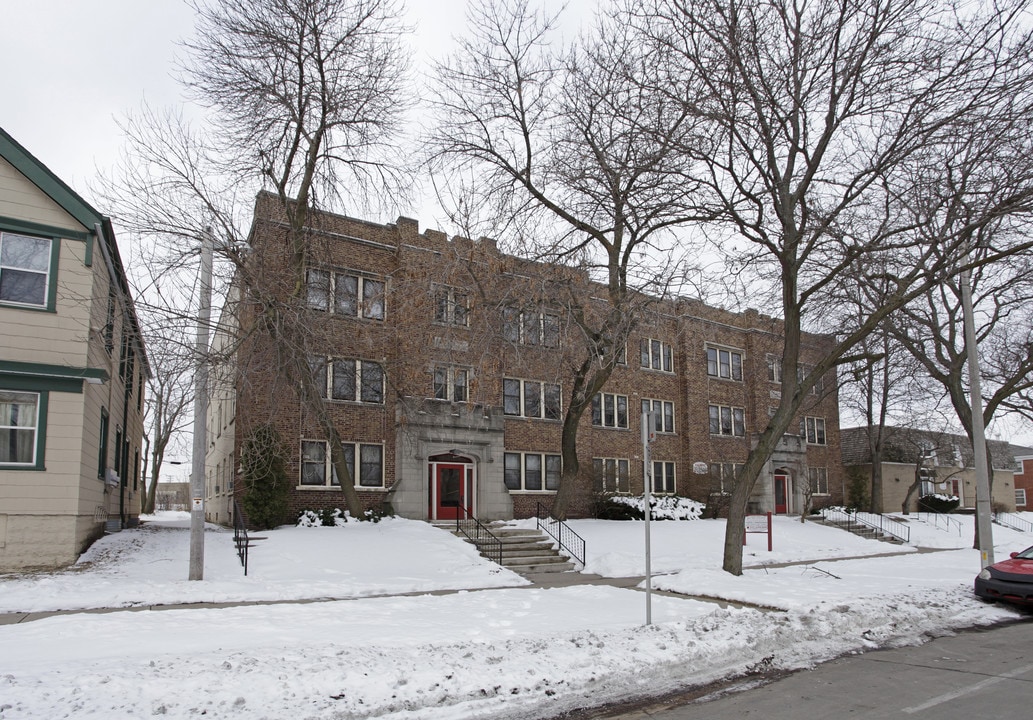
top-left (431, 521), bottom-right (576, 575)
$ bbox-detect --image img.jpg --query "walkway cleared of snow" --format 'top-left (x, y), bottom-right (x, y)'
top-left (0, 512), bottom-right (1028, 719)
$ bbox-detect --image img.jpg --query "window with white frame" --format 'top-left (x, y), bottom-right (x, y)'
top-left (503, 378), bottom-right (561, 419)
top-left (767, 354), bottom-right (783, 383)
top-left (801, 416), bottom-right (827, 445)
top-left (310, 357), bottom-right (384, 403)
top-left (305, 268), bottom-right (385, 320)
top-left (640, 338), bottom-right (674, 372)
top-left (593, 457), bottom-right (630, 493)
top-left (433, 284), bottom-right (469, 327)
top-left (592, 392), bottom-right (629, 429)
top-left (709, 404), bottom-right (745, 437)
top-left (0, 232), bottom-right (53, 308)
top-left (641, 398), bottom-right (675, 434)
top-left (706, 345), bottom-right (743, 381)
top-left (808, 467), bottom-right (829, 495)
top-left (0, 390), bottom-right (41, 466)
top-left (504, 451), bottom-right (561, 491)
top-left (709, 462), bottom-right (742, 494)
top-left (651, 461), bottom-right (676, 494)
top-left (1016, 488), bottom-right (1027, 507)
top-left (797, 364), bottom-right (827, 395)
top-left (433, 365), bottom-right (470, 402)
top-left (300, 440), bottom-right (383, 488)
top-left (501, 307), bottom-right (561, 348)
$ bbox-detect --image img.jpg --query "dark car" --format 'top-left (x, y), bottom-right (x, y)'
top-left (975, 545), bottom-right (1033, 606)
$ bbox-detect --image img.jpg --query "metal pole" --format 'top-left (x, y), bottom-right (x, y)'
top-left (960, 260), bottom-right (994, 568)
top-left (641, 410), bottom-right (654, 625)
top-left (189, 228), bottom-right (213, 580)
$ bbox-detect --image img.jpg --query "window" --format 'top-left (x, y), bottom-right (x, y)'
top-left (312, 357), bottom-right (384, 403)
top-left (709, 404), bottom-right (745, 437)
top-left (706, 346), bottom-right (743, 381)
top-left (1016, 488), bottom-right (1027, 507)
top-left (305, 269), bottom-right (385, 320)
top-left (641, 399), bottom-right (675, 434)
top-left (801, 416), bottom-right (827, 445)
top-left (797, 364), bottom-right (826, 395)
top-left (709, 462), bottom-right (743, 494)
top-left (593, 457), bottom-right (630, 493)
top-left (808, 467), bottom-right (829, 495)
top-left (433, 284), bottom-right (469, 327)
top-left (504, 452), bottom-right (561, 491)
top-left (640, 338), bottom-right (674, 372)
top-left (433, 366), bottom-right (470, 402)
top-left (97, 407), bottom-right (109, 479)
top-left (592, 392), bottom-right (629, 429)
top-left (767, 354), bottom-right (783, 383)
top-left (501, 307), bottom-right (560, 348)
top-left (0, 232), bottom-right (53, 308)
top-left (503, 378), bottom-right (561, 419)
top-left (651, 461), bottom-right (676, 494)
top-left (0, 390), bottom-right (41, 466)
top-left (300, 440), bottom-right (383, 488)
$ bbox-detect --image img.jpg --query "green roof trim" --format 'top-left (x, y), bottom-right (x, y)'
top-left (0, 127), bottom-right (104, 232)
top-left (0, 360), bottom-right (109, 392)
top-left (0, 215), bottom-right (90, 242)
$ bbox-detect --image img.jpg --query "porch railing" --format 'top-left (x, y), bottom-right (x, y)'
top-left (994, 511), bottom-right (1033, 533)
top-left (819, 507), bottom-right (910, 544)
top-left (233, 500), bottom-right (249, 576)
top-left (536, 502), bottom-right (586, 569)
top-left (917, 509), bottom-right (964, 535)
top-left (455, 505), bottom-right (503, 566)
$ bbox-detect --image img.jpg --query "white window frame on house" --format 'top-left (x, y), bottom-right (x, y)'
top-left (433, 365), bottom-right (470, 402)
top-left (801, 416), bottom-right (827, 445)
top-left (767, 354), bottom-right (783, 383)
top-left (501, 306), bottom-right (561, 348)
top-left (1016, 488), bottom-right (1027, 507)
top-left (709, 462), bottom-right (743, 494)
top-left (310, 356), bottom-right (384, 404)
top-left (300, 439), bottom-right (384, 488)
top-left (503, 378), bottom-right (561, 420)
top-left (593, 457), bottom-right (630, 494)
top-left (592, 392), bottom-right (629, 429)
top-left (709, 404), bottom-right (745, 437)
top-left (797, 364), bottom-right (826, 395)
top-left (305, 268), bottom-right (385, 320)
top-left (651, 460), bottom-right (676, 494)
top-left (641, 398), bottom-right (675, 434)
top-left (706, 345), bottom-right (743, 381)
top-left (503, 451), bottom-right (561, 492)
top-left (808, 467), bottom-right (829, 495)
top-left (0, 389), bottom-right (43, 467)
top-left (640, 338), bottom-right (674, 372)
top-left (0, 231), bottom-right (53, 309)
top-left (433, 284), bottom-right (469, 327)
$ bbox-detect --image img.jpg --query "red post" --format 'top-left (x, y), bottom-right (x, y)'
top-left (766, 511), bottom-right (773, 552)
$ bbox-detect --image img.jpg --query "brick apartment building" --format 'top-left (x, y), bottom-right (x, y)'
top-left (205, 193), bottom-right (842, 525)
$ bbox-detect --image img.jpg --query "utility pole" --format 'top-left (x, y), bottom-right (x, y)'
top-left (960, 257), bottom-right (994, 568)
top-left (189, 228), bottom-right (213, 580)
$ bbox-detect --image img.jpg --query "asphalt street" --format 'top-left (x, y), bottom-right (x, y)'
top-left (591, 615), bottom-right (1033, 719)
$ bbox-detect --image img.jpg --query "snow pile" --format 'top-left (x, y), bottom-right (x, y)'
top-left (0, 511), bottom-right (1026, 720)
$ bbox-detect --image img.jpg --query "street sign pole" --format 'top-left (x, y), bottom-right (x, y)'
top-left (642, 410), bottom-right (655, 625)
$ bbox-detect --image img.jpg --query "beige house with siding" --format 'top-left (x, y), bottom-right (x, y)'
top-left (0, 127), bottom-right (147, 571)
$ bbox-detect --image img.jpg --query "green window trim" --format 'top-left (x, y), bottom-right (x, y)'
top-left (0, 388), bottom-right (48, 471)
top-left (0, 360), bottom-right (108, 393)
top-left (0, 230), bottom-right (61, 312)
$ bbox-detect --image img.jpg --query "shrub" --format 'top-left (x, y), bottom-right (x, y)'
top-left (918, 494), bottom-right (960, 514)
top-left (595, 495), bottom-right (644, 520)
top-left (239, 425), bottom-right (291, 530)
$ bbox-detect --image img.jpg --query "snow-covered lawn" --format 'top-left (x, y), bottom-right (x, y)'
top-left (0, 511), bottom-right (1028, 720)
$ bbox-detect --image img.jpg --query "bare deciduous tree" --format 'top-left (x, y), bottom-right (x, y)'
top-left (428, 0), bottom-right (710, 518)
top-left (628, 0), bottom-right (1033, 573)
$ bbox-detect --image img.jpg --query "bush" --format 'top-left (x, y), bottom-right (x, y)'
top-left (239, 425), bottom-right (291, 530)
top-left (595, 495), bottom-right (644, 520)
top-left (918, 494), bottom-right (960, 514)
top-left (594, 493), bottom-right (705, 520)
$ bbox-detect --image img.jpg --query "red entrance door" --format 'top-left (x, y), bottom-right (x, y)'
top-left (774, 474), bottom-right (789, 514)
top-left (435, 463), bottom-right (466, 520)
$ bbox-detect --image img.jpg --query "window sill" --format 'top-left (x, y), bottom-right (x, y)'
top-left (507, 489), bottom-right (558, 494)
top-left (297, 485), bottom-right (387, 491)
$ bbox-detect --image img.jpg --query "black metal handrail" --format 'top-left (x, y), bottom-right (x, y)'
top-left (917, 509), bottom-right (963, 535)
top-left (536, 501), bottom-right (586, 569)
top-left (233, 500), bottom-right (249, 575)
top-left (820, 507), bottom-right (910, 544)
top-left (994, 511), bottom-right (1033, 533)
top-left (455, 505), bottom-right (503, 566)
